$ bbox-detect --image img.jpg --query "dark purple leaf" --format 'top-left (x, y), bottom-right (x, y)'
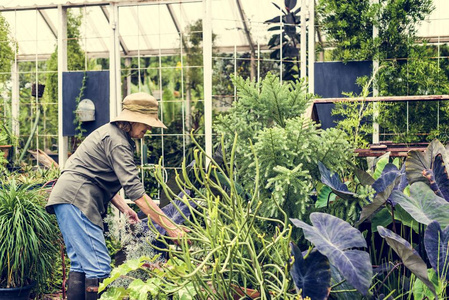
top-left (291, 213), bottom-right (372, 295)
top-left (378, 226), bottom-right (436, 296)
top-left (289, 243), bottom-right (330, 299)
top-left (318, 162), bottom-right (358, 201)
top-left (405, 140), bottom-right (449, 200)
top-left (424, 221), bottom-right (449, 280)
top-left (372, 164), bottom-right (400, 194)
top-left (265, 16), bottom-right (284, 24)
top-left (357, 178), bottom-right (398, 226)
top-left (396, 164), bottom-right (409, 194)
top-left (431, 154), bottom-right (449, 200)
top-left (285, 0), bottom-right (297, 10)
top-left (143, 190), bottom-right (194, 235)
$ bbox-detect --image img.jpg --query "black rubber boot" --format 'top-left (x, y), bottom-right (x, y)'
top-left (67, 271), bottom-right (85, 300)
top-left (85, 278), bottom-right (104, 300)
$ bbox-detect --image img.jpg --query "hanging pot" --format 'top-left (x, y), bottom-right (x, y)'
top-left (31, 83), bottom-right (45, 98)
top-left (0, 281), bottom-right (36, 300)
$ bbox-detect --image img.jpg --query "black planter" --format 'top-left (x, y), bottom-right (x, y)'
top-left (31, 83), bottom-right (45, 98)
top-left (0, 281), bottom-right (36, 300)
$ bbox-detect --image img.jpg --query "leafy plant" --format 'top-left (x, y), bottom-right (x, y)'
top-left (0, 179), bottom-right (60, 290)
top-left (214, 73), bottom-right (354, 227)
top-left (289, 243), bottom-right (331, 300)
top-left (291, 213), bottom-right (373, 296)
top-left (102, 135), bottom-right (296, 299)
top-left (73, 71), bottom-right (88, 140)
top-left (265, 0), bottom-right (303, 81)
top-left (377, 226), bottom-right (436, 297)
top-left (318, 0), bottom-right (433, 61)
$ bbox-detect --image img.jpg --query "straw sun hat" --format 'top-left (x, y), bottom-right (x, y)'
top-left (112, 92), bottom-right (167, 129)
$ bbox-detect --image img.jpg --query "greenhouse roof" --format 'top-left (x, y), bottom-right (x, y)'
top-left (1, 0), bottom-right (449, 61)
top-left (0, 0), bottom-right (276, 60)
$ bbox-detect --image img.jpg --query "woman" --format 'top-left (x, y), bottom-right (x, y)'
top-left (46, 92), bottom-right (187, 299)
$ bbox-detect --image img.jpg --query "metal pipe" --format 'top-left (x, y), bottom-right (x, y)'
top-left (203, 0), bottom-right (213, 164)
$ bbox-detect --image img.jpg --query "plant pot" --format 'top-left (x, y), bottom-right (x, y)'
top-left (0, 145), bottom-right (12, 159)
top-left (31, 83), bottom-right (45, 98)
top-left (231, 284), bottom-right (261, 299)
top-left (0, 281), bottom-right (36, 300)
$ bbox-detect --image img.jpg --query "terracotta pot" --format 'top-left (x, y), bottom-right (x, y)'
top-left (0, 145), bottom-right (12, 159)
top-left (231, 284), bottom-right (261, 299)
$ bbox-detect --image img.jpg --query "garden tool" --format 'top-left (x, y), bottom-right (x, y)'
top-left (67, 271), bottom-right (85, 300)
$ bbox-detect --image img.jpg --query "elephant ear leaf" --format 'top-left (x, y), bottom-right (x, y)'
top-left (289, 243), bottom-right (331, 300)
top-left (315, 185), bottom-right (336, 208)
top-left (377, 226), bottom-right (436, 296)
top-left (318, 162), bottom-right (358, 201)
top-left (356, 164), bottom-right (403, 225)
top-left (372, 163), bottom-right (401, 194)
top-left (430, 154), bottom-right (449, 201)
top-left (357, 178), bottom-right (398, 226)
top-left (424, 221), bottom-right (449, 281)
top-left (390, 182), bottom-right (449, 227)
top-left (354, 168), bottom-right (375, 186)
top-left (290, 213), bottom-right (372, 295)
top-left (406, 139), bottom-right (449, 200)
top-left (373, 152), bottom-right (390, 180)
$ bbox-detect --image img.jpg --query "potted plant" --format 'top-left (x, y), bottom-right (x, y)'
top-left (0, 127), bottom-right (11, 160)
top-left (0, 178), bottom-right (60, 299)
top-left (99, 137), bottom-right (296, 299)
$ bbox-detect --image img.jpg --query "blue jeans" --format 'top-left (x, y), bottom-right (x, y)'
top-left (54, 204), bottom-right (111, 279)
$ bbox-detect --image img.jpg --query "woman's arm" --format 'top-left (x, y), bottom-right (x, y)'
top-left (134, 194), bottom-right (187, 242)
top-left (110, 193), bottom-right (140, 224)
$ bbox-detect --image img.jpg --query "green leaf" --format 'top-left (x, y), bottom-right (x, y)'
top-left (128, 279), bottom-right (153, 300)
top-left (373, 152), bottom-right (390, 180)
top-left (371, 207), bottom-right (392, 233)
top-left (393, 204), bottom-right (419, 233)
top-left (99, 287), bottom-right (128, 300)
top-left (377, 226), bottom-right (436, 296)
top-left (316, 184), bottom-right (336, 208)
top-left (100, 257), bottom-right (150, 292)
top-left (178, 282), bottom-right (197, 300)
top-left (354, 168), bottom-right (375, 186)
top-left (412, 268), bottom-right (445, 300)
top-left (390, 182), bottom-right (449, 227)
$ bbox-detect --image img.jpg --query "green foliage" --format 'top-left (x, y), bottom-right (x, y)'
top-left (103, 136), bottom-right (295, 299)
top-left (43, 9), bottom-right (86, 151)
top-left (73, 72), bottom-right (88, 140)
top-left (0, 179), bottom-right (60, 289)
top-left (318, 0), bottom-right (433, 61)
top-left (412, 265), bottom-right (448, 299)
top-left (100, 256), bottom-right (197, 300)
top-left (214, 73), bottom-right (355, 222)
top-left (0, 13), bottom-right (14, 81)
top-left (318, 0), bottom-right (375, 61)
top-left (332, 99), bottom-right (374, 149)
top-left (375, 45), bottom-right (449, 143)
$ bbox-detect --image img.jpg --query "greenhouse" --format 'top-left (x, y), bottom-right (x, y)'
top-left (1, 0), bottom-right (449, 299)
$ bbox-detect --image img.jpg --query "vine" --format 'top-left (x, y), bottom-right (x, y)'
top-left (73, 72), bottom-right (88, 142)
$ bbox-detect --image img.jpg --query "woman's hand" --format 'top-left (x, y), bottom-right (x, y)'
top-left (124, 208), bottom-right (140, 224)
top-left (166, 226), bottom-right (191, 245)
